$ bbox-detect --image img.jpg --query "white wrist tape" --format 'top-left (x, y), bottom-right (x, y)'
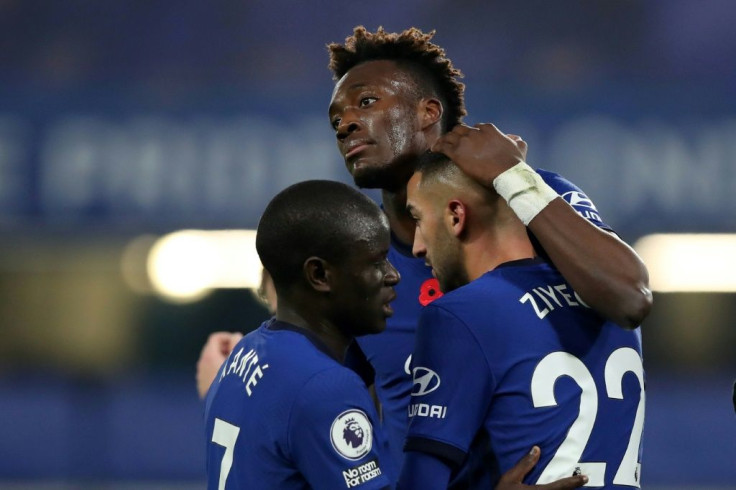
top-left (492, 161), bottom-right (558, 225)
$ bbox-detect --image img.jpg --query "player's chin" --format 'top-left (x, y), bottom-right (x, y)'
top-left (372, 309), bottom-right (391, 333)
top-left (351, 163), bottom-right (395, 189)
top-left (362, 319), bottom-right (387, 336)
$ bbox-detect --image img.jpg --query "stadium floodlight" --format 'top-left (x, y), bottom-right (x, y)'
top-left (633, 233), bottom-right (736, 292)
top-left (144, 229), bottom-right (262, 302)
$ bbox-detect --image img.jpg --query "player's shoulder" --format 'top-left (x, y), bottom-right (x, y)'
top-left (301, 364), bottom-right (367, 398)
top-left (289, 363), bottom-right (375, 427)
top-left (420, 277), bottom-right (507, 331)
top-left (534, 167), bottom-right (585, 194)
top-left (259, 337), bottom-right (369, 417)
top-left (246, 322), bottom-right (352, 382)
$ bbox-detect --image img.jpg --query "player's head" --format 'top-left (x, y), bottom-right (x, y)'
top-left (327, 26), bottom-right (466, 191)
top-left (256, 180), bottom-right (399, 336)
top-left (406, 152), bottom-right (497, 293)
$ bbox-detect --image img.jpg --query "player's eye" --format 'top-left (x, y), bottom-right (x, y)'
top-left (330, 117), bottom-right (341, 130)
top-left (359, 97), bottom-right (377, 107)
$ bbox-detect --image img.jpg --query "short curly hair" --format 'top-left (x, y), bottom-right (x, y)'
top-left (256, 180), bottom-right (386, 291)
top-left (328, 26), bottom-right (466, 131)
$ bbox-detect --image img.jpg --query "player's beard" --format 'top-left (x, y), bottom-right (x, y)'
top-left (436, 259), bottom-right (470, 293)
top-left (433, 235), bottom-right (470, 293)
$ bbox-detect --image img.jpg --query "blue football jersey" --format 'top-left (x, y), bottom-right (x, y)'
top-left (204, 319), bottom-right (395, 490)
top-left (353, 233), bottom-right (439, 468)
top-left (353, 170), bottom-right (613, 472)
top-left (404, 259), bottom-right (645, 489)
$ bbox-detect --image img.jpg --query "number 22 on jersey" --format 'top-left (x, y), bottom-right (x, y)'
top-left (532, 347), bottom-right (645, 488)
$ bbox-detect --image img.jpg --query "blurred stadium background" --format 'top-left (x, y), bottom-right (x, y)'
top-left (0, 1), bottom-right (734, 488)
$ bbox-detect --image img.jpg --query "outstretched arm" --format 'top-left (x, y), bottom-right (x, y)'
top-left (432, 123), bottom-right (652, 329)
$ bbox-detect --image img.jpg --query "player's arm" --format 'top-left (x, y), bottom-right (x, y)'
top-left (524, 196), bottom-right (651, 329)
top-left (432, 123), bottom-right (652, 329)
top-left (196, 331), bottom-right (243, 398)
top-left (400, 305), bottom-right (493, 487)
top-left (398, 450), bottom-right (452, 489)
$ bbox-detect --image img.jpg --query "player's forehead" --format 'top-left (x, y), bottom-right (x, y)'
top-left (331, 60), bottom-right (414, 103)
top-left (346, 216), bottom-right (391, 256)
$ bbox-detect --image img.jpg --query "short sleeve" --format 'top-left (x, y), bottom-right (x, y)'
top-left (289, 367), bottom-right (394, 489)
top-left (404, 304), bottom-right (494, 467)
top-left (536, 168), bottom-right (613, 232)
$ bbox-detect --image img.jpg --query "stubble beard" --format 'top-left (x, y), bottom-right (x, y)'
top-left (435, 239), bottom-right (470, 293)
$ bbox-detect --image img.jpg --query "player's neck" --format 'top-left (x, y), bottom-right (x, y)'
top-left (275, 304), bottom-right (352, 363)
top-left (464, 226), bottom-right (536, 281)
top-left (381, 187), bottom-right (415, 248)
top-left (307, 320), bottom-right (353, 364)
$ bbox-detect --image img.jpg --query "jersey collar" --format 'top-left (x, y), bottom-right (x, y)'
top-left (495, 256), bottom-right (547, 269)
top-left (265, 318), bottom-right (343, 364)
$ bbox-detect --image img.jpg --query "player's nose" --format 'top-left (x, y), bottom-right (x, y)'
top-left (412, 234), bottom-right (427, 259)
top-left (385, 260), bottom-right (400, 286)
top-left (336, 110), bottom-right (362, 141)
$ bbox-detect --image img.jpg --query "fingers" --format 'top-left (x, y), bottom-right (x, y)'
top-left (196, 332), bottom-right (243, 399)
top-left (430, 124), bottom-right (470, 153)
top-left (224, 332), bottom-right (245, 354)
top-left (498, 446), bottom-right (541, 484)
top-left (496, 446), bottom-right (588, 489)
top-left (203, 331), bottom-right (242, 356)
top-left (508, 134), bottom-right (528, 158)
top-left (431, 122), bottom-right (525, 154)
top-left (474, 122), bottom-right (502, 134)
top-left (537, 475), bottom-right (588, 489)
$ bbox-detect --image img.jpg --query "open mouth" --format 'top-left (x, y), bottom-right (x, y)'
top-left (382, 303), bottom-right (394, 316)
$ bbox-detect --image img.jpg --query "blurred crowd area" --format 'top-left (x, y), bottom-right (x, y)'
top-left (0, 0), bottom-right (734, 487)
top-left (2, 0), bottom-right (735, 92)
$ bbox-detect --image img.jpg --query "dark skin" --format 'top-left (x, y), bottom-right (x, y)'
top-left (330, 59), bottom-right (652, 329)
top-left (276, 229), bottom-right (399, 363)
top-left (497, 447), bottom-right (588, 490)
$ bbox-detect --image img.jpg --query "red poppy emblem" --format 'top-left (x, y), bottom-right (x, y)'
top-left (418, 278), bottom-right (443, 306)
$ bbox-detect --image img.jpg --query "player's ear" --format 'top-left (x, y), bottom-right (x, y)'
top-left (419, 97), bottom-right (443, 131)
top-left (303, 257), bottom-right (332, 293)
top-left (446, 200), bottom-right (467, 237)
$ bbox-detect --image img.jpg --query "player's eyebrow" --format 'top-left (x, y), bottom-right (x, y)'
top-left (328, 83), bottom-right (369, 114)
